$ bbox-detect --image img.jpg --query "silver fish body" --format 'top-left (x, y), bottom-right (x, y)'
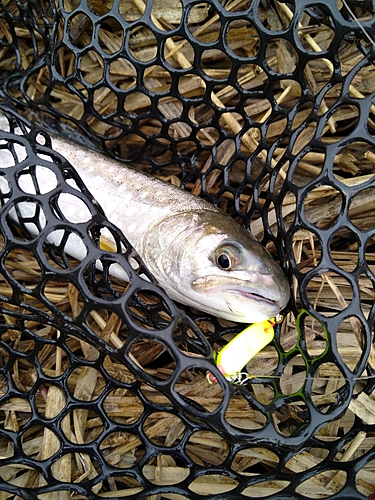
top-left (0, 117), bottom-right (290, 323)
top-left (50, 136), bottom-right (290, 323)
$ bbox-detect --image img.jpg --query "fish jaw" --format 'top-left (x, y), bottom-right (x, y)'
top-left (191, 274), bottom-right (287, 323)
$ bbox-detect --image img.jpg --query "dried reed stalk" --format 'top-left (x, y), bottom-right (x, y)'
top-left (1, 0), bottom-right (375, 497)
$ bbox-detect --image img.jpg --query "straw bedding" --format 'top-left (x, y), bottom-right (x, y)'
top-left (0, 0), bottom-right (375, 498)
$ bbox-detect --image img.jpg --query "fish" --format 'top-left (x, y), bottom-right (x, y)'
top-left (0, 113), bottom-right (290, 323)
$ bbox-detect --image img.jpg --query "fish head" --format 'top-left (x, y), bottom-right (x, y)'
top-left (143, 211), bottom-right (290, 323)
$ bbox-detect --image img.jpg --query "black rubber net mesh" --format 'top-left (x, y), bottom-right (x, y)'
top-left (0, 0), bottom-right (374, 498)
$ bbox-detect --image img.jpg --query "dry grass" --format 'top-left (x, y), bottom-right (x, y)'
top-left (0, 252), bottom-right (374, 497)
top-left (1, 0), bottom-right (375, 498)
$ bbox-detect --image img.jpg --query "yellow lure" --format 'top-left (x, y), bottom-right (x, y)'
top-left (215, 321), bottom-right (275, 378)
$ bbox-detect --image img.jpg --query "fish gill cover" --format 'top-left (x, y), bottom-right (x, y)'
top-left (0, 0), bottom-right (375, 498)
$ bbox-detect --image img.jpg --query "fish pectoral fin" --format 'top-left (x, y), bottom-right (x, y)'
top-left (100, 235), bottom-right (117, 252)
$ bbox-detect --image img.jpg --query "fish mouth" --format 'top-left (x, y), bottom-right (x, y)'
top-left (225, 290), bottom-right (281, 321)
top-left (192, 275), bottom-right (285, 308)
top-left (230, 289), bottom-right (278, 306)
top-left (191, 274), bottom-right (289, 322)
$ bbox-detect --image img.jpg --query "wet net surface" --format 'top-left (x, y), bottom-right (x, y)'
top-left (0, 0), bottom-right (375, 498)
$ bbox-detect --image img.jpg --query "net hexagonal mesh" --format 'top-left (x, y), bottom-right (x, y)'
top-left (0, 0), bottom-right (375, 498)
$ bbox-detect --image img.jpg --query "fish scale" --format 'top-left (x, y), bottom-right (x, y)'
top-left (54, 137), bottom-right (220, 249)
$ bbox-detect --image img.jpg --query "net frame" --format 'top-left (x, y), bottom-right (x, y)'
top-left (0, 0), bottom-right (374, 498)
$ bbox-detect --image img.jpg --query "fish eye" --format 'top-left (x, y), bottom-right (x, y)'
top-left (215, 245), bottom-right (241, 270)
top-left (217, 253), bottom-right (231, 269)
